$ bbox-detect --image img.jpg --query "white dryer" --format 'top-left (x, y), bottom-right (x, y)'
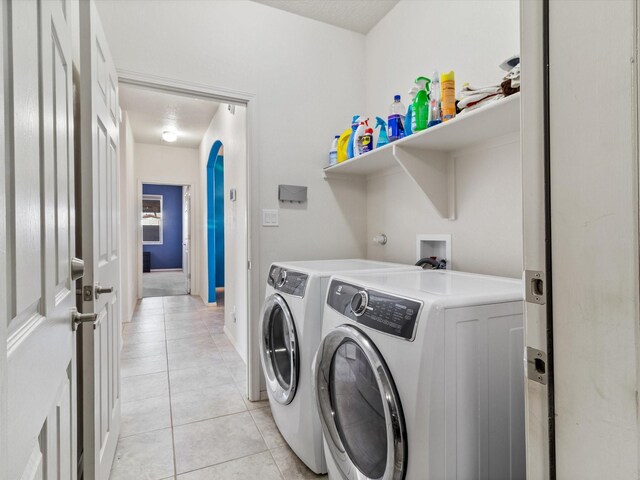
top-left (314, 269), bottom-right (526, 480)
top-left (260, 260), bottom-right (419, 474)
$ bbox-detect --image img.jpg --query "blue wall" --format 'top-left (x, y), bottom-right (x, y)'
top-left (143, 184), bottom-right (183, 270)
top-left (207, 141), bottom-right (225, 303)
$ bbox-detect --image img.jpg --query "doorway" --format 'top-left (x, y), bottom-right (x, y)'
top-left (141, 183), bottom-right (190, 297)
top-left (207, 141), bottom-right (225, 304)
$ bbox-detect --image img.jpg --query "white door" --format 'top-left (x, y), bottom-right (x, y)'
top-left (77, 1), bottom-right (121, 479)
top-left (520, 1), bottom-right (551, 478)
top-left (184, 186), bottom-right (191, 294)
top-left (3, 0), bottom-right (78, 479)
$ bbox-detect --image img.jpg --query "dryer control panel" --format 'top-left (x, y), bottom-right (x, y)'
top-left (268, 266), bottom-right (308, 298)
top-left (327, 280), bottom-right (422, 341)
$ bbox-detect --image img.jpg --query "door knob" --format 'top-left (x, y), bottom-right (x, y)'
top-left (94, 284), bottom-right (114, 299)
top-left (71, 308), bottom-right (101, 331)
top-left (71, 257), bottom-right (85, 281)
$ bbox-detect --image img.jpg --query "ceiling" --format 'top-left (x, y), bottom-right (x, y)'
top-left (252, 0), bottom-right (399, 34)
top-left (119, 84), bottom-right (220, 148)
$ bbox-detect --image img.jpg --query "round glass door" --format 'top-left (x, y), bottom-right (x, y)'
top-left (260, 294), bottom-right (298, 404)
top-left (315, 325), bottom-right (407, 480)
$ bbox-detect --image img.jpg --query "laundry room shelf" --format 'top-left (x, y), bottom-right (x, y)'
top-left (324, 93), bottom-right (521, 220)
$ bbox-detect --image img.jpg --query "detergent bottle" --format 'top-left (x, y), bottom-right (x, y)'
top-left (347, 115), bottom-right (360, 158)
top-left (406, 84), bottom-right (419, 136)
top-left (337, 128), bottom-right (351, 163)
top-left (328, 135), bottom-right (339, 166)
top-left (428, 71), bottom-right (442, 127)
top-left (387, 95), bottom-right (405, 141)
top-left (375, 117), bottom-right (389, 148)
top-left (413, 76), bottom-right (430, 131)
top-left (353, 118), bottom-right (371, 157)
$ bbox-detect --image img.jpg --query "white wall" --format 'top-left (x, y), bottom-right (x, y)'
top-left (96, 0), bottom-right (369, 308)
top-left (132, 142), bottom-right (201, 297)
top-left (119, 113), bottom-right (137, 322)
top-left (363, 0), bottom-right (522, 277)
top-left (199, 106), bottom-right (248, 361)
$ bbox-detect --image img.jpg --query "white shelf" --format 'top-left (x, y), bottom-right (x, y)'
top-left (324, 93), bottom-right (521, 220)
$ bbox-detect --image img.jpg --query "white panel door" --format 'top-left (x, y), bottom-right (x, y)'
top-left (3, 1), bottom-right (78, 479)
top-left (184, 186), bottom-right (191, 294)
top-left (77, 1), bottom-right (121, 479)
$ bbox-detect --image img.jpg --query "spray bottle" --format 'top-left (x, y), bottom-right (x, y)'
top-left (413, 76), bottom-right (431, 131)
top-left (375, 117), bottom-right (389, 148)
top-left (347, 115), bottom-right (360, 158)
top-left (405, 85), bottom-right (419, 136)
top-left (428, 71), bottom-right (442, 127)
top-left (353, 118), bottom-right (371, 157)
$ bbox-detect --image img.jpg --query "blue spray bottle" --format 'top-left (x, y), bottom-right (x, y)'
top-left (405, 85), bottom-right (418, 136)
top-left (375, 117), bottom-right (389, 148)
top-left (347, 115), bottom-right (360, 159)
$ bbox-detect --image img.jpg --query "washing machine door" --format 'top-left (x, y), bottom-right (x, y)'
top-left (315, 325), bottom-right (407, 480)
top-left (260, 294), bottom-right (299, 405)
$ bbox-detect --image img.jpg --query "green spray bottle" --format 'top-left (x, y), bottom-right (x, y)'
top-left (413, 76), bottom-right (431, 131)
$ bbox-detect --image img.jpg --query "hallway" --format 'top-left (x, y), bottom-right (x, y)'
top-left (111, 295), bottom-right (325, 479)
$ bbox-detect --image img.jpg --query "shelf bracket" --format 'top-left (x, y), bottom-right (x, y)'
top-left (393, 145), bottom-right (456, 220)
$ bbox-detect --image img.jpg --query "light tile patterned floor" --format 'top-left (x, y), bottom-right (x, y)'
top-left (110, 295), bottom-right (327, 480)
top-left (143, 271), bottom-right (188, 297)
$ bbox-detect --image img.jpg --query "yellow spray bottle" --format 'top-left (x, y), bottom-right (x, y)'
top-left (440, 71), bottom-right (456, 122)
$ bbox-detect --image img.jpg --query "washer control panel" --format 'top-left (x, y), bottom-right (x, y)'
top-left (327, 280), bottom-right (422, 341)
top-left (268, 266), bottom-right (308, 298)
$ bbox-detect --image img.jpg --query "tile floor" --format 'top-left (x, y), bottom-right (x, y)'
top-left (143, 271), bottom-right (188, 297)
top-left (111, 295), bottom-right (326, 480)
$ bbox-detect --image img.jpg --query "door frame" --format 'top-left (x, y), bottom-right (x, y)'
top-left (119, 69), bottom-right (261, 401)
top-left (137, 179), bottom-right (196, 298)
top-left (0, 0), bottom-right (7, 474)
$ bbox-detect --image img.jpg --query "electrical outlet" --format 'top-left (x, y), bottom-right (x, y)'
top-left (262, 209), bottom-right (279, 227)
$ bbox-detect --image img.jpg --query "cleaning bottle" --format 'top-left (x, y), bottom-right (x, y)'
top-left (347, 115), bottom-right (360, 159)
top-left (353, 118), bottom-right (370, 157)
top-left (357, 127), bottom-right (374, 155)
top-left (428, 71), bottom-right (442, 127)
top-left (413, 76), bottom-right (431, 131)
top-left (405, 85), bottom-right (418, 136)
top-left (328, 135), bottom-right (339, 166)
top-left (441, 71), bottom-right (456, 122)
top-left (387, 95), bottom-right (405, 142)
top-left (337, 128), bottom-right (352, 163)
top-left (375, 117), bottom-right (389, 148)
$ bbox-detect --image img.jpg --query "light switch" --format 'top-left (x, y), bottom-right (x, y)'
top-left (262, 209), bottom-right (279, 227)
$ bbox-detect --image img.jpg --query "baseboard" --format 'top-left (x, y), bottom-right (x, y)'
top-left (149, 268), bottom-right (183, 272)
top-left (223, 325), bottom-right (238, 348)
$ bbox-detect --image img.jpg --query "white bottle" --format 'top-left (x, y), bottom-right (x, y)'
top-left (352, 119), bottom-right (370, 157)
top-left (328, 135), bottom-right (339, 166)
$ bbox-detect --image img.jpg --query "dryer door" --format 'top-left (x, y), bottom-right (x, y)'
top-left (260, 294), bottom-right (299, 404)
top-left (315, 325), bottom-right (407, 480)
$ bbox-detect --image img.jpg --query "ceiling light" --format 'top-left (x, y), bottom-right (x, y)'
top-left (162, 130), bottom-right (178, 143)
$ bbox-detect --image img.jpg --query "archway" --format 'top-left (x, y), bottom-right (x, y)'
top-left (206, 140), bottom-right (225, 303)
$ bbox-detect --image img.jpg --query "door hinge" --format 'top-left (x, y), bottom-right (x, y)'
top-left (83, 285), bottom-right (93, 302)
top-left (527, 347), bottom-right (548, 385)
top-left (525, 270), bottom-right (546, 305)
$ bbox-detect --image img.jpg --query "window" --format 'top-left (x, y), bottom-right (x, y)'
top-left (142, 194), bottom-right (163, 244)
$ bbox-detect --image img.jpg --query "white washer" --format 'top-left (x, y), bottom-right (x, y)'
top-left (314, 269), bottom-right (526, 480)
top-left (260, 260), bottom-right (420, 474)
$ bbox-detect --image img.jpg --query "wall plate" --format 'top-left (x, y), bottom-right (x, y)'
top-left (262, 209), bottom-right (279, 227)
